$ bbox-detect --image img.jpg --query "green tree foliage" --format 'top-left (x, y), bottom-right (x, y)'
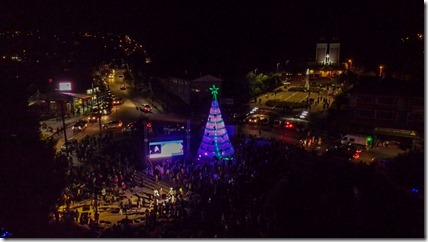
top-left (0, 72), bottom-right (66, 237)
top-left (246, 71), bottom-right (277, 96)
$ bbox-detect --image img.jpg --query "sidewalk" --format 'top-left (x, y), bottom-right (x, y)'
top-left (58, 170), bottom-right (188, 231)
top-left (40, 114), bottom-right (89, 140)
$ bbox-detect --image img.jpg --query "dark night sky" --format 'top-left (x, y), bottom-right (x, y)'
top-left (0, 0), bottom-right (423, 74)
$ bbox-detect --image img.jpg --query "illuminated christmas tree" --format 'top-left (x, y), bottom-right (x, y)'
top-left (197, 85), bottom-right (235, 159)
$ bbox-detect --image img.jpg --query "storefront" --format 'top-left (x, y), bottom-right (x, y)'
top-left (60, 92), bottom-right (93, 115)
top-left (374, 127), bottom-right (422, 151)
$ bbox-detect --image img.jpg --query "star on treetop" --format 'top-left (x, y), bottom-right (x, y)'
top-left (209, 85), bottom-right (219, 99)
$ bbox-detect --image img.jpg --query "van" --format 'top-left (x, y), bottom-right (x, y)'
top-left (340, 134), bottom-right (370, 147)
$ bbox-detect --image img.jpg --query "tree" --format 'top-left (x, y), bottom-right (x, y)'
top-left (0, 72), bottom-right (66, 237)
top-left (246, 71), bottom-right (269, 96)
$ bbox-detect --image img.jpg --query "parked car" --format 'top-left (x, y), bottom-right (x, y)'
top-left (103, 120), bottom-right (123, 130)
top-left (72, 119), bottom-right (88, 132)
top-left (142, 104), bottom-right (152, 113)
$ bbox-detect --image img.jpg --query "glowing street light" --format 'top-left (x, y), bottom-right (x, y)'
top-left (379, 65), bottom-right (383, 77)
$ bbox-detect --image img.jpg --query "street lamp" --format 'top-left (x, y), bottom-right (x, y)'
top-left (91, 78), bottom-right (104, 148)
top-left (254, 68), bottom-right (258, 75)
top-left (348, 59), bottom-right (352, 70)
top-left (285, 60), bottom-right (289, 74)
top-left (379, 65), bottom-right (383, 77)
top-left (60, 100), bottom-right (68, 152)
top-left (276, 63), bottom-right (280, 73)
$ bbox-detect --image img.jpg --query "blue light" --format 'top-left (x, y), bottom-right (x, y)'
top-left (0, 227), bottom-right (12, 238)
top-left (411, 188), bottom-right (419, 193)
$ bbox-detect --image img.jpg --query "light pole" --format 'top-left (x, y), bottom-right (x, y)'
top-left (285, 60), bottom-right (289, 74)
top-left (254, 68), bottom-right (258, 75)
top-left (92, 78), bottom-right (103, 147)
top-left (276, 63), bottom-right (280, 73)
top-left (379, 65), bottom-right (383, 77)
top-left (60, 100), bottom-right (68, 153)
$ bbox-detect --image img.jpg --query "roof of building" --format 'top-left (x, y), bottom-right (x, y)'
top-left (59, 92), bottom-right (93, 99)
top-left (29, 91), bottom-right (93, 103)
top-left (192, 74), bottom-right (223, 83)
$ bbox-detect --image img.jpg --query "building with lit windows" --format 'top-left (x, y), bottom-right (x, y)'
top-left (348, 77), bottom-right (423, 150)
top-left (309, 39), bottom-right (344, 79)
top-left (159, 74), bottom-right (223, 106)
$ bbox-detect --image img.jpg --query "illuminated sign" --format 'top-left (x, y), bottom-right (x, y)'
top-left (149, 140), bottom-right (184, 158)
top-left (374, 127), bottom-right (418, 138)
top-left (59, 82), bottom-right (72, 91)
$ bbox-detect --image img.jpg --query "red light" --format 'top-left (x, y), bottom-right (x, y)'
top-left (146, 122), bottom-right (152, 128)
top-left (353, 149), bottom-right (362, 159)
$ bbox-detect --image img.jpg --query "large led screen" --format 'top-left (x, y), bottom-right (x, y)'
top-left (59, 82), bottom-right (72, 91)
top-left (149, 140), bottom-right (184, 158)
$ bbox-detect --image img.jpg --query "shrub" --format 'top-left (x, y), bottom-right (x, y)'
top-left (265, 100), bottom-right (308, 109)
top-left (288, 86), bottom-right (307, 92)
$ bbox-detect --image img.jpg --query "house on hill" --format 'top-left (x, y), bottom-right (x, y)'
top-left (159, 74), bottom-right (224, 113)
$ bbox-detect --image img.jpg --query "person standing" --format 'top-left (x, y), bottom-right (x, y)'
top-left (94, 211), bottom-right (99, 224)
top-left (128, 198), bottom-right (133, 212)
top-left (137, 197), bottom-right (142, 212)
top-left (119, 201), bottom-right (123, 215)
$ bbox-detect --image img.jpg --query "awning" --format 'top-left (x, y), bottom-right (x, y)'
top-left (374, 127), bottom-right (419, 139)
top-left (59, 92), bottom-right (93, 100)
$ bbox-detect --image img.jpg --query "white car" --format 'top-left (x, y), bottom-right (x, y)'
top-left (72, 119), bottom-right (88, 132)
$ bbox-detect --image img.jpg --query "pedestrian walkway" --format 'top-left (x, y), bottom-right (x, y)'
top-left (59, 170), bottom-right (186, 230)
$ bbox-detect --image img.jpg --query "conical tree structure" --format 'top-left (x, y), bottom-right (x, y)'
top-left (197, 85), bottom-right (235, 159)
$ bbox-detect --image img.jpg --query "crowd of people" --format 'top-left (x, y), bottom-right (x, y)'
top-left (44, 121), bottom-right (424, 238)
top-left (114, 134), bottom-right (307, 237)
top-left (46, 127), bottom-right (309, 238)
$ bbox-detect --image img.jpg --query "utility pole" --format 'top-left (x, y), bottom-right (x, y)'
top-left (60, 100), bottom-right (68, 152)
top-left (96, 87), bottom-right (103, 142)
top-left (285, 60), bottom-right (289, 74)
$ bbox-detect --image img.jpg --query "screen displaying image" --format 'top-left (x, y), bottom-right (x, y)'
top-left (149, 140), bottom-right (184, 158)
top-left (59, 82), bottom-right (72, 91)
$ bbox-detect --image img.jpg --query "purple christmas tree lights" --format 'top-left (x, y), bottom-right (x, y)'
top-left (197, 85), bottom-right (235, 159)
